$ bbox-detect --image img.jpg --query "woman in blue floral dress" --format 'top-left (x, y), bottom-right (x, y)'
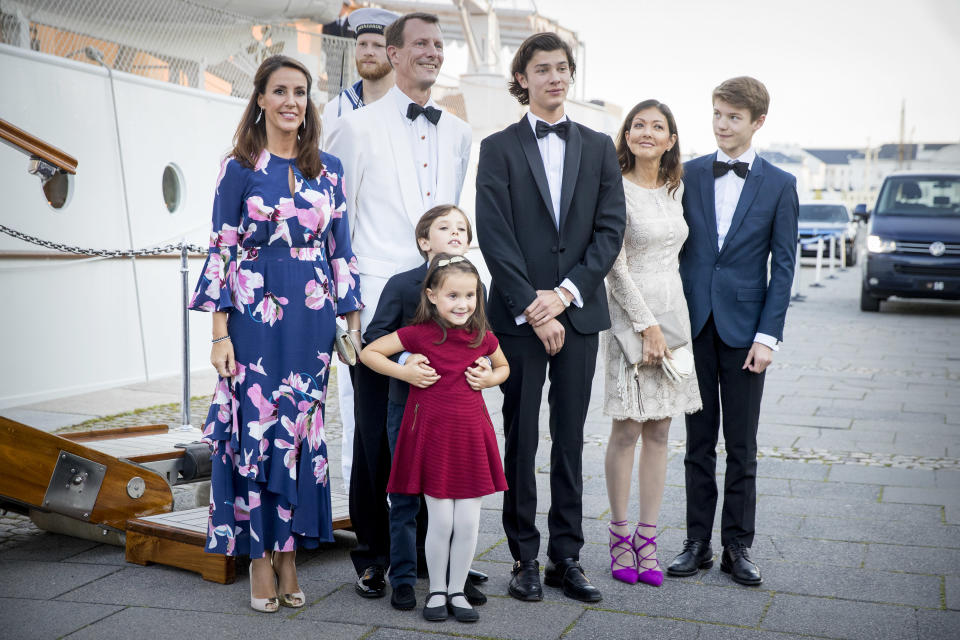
top-left (189, 55), bottom-right (362, 613)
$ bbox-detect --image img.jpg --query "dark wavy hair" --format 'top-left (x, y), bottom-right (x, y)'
top-left (508, 32), bottom-right (576, 106)
top-left (231, 55), bottom-right (323, 179)
top-left (411, 254), bottom-right (488, 348)
top-left (615, 99), bottom-right (683, 197)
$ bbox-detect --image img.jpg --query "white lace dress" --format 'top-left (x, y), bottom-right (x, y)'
top-left (602, 180), bottom-right (702, 421)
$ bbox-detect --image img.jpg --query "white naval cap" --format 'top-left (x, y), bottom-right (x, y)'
top-left (346, 8), bottom-right (400, 37)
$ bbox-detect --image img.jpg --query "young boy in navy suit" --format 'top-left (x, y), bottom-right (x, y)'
top-left (668, 76), bottom-right (798, 587)
top-left (363, 204), bottom-right (490, 610)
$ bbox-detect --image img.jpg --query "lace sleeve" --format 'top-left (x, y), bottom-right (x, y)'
top-left (605, 238), bottom-right (656, 333)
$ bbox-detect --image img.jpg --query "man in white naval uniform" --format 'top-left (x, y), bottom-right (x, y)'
top-left (326, 10), bottom-right (471, 606)
top-left (321, 7), bottom-right (398, 143)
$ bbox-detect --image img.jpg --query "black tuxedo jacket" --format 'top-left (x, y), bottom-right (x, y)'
top-left (476, 116), bottom-right (626, 336)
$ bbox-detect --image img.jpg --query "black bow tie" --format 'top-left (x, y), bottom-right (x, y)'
top-left (713, 160), bottom-right (749, 179)
top-left (535, 119), bottom-right (570, 140)
top-left (406, 102), bottom-right (442, 125)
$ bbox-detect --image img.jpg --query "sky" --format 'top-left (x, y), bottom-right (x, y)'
top-left (525, 0), bottom-right (960, 156)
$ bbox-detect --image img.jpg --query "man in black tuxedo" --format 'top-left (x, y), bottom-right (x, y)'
top-left (476, 32), bottom-right (625, 604)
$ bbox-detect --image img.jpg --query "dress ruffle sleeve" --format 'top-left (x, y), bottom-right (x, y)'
top-left (189, 157), bottom-right (246, 312)
top-left (321, 153), bottom-right (363, 316)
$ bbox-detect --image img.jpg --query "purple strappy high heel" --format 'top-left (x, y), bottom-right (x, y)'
top-left (632, 522), bottom-right (664, 586)
top-left (608, 520), bottom-right (639, 584)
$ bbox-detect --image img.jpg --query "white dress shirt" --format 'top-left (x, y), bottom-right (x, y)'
top-left (514, 112), bottom-right (582, 325)
top-left (391, 85), bottom-right (439, 210)
top-left (714, 146), bottom-right (778, 351)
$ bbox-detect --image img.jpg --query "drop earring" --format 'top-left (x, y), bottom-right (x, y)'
top-left (255, 108), bottom-right (263, 124)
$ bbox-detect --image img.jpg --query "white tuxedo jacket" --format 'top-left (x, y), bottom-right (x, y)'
top-left (325, 91), bottom-right (472, 329)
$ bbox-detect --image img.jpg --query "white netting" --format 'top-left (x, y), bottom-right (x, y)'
top-left (0, 0), bottom-right (357, 102)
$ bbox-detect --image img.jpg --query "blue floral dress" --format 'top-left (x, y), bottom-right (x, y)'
top-left (189, 149), bottom-right (362, 557)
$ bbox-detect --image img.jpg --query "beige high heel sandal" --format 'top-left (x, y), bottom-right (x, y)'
top-left (272, 551), bottom-right (306, 608)
top-left (249, 557), bottom-right (279, 613)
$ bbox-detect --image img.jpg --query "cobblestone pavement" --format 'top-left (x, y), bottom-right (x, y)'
top-left (1, 265), bottom-right (959, 639)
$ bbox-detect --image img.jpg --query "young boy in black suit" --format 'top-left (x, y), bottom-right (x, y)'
top-left (363, 204), bottom-right (491, 611)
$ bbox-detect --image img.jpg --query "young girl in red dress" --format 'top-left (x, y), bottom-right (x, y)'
top-left (360, 254), bottom-right (509, 623)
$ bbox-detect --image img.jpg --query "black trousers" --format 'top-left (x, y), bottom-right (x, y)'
top-left (498, 315), bottom-right (598, 563)
top-left (684, 314), bottom-right (765, 547)
top-left (348, 361), bottom-right (392, 574)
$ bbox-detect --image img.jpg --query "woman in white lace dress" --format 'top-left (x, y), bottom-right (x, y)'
top-left (602, 100), bottom-right (702, 587)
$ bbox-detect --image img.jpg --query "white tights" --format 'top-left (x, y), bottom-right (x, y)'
top-left (424, 495), bottom-right (482, 608)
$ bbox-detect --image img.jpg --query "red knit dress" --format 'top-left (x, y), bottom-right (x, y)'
top-left (386, 322), bottom-right (508, 499)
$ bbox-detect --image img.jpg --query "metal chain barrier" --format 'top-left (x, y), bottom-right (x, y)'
top-left (0, 223), bottom-right (206, 257)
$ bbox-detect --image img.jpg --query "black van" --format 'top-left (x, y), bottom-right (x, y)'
top-left (860, 172), bottom-right (960, 311)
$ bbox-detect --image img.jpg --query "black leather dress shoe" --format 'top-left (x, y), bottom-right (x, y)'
top-left (544, 558), bottom-right (602, 603)
top-left (508, 560), bottom-right (543, 602)
top-left (666, 539), bottom-right (714, 577)
top-left (355, 565), bottom-right (386, 598)
top-left (463, 577), bottom-right (487, 605)
top-left (720, 543), bottom-right (763, 586)
top-left (390, 583), bottom-right (416, 610)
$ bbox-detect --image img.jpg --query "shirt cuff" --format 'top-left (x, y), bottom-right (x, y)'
top-left (514, 313), bottom-right (527, 326)
top-left (559, 279), bottom-right (583, 308)
top-left (754, 333), bottom-right (780, 352)
top-left (398, 351), bottom-right (412, 365)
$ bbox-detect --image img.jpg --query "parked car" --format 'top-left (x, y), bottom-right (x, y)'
top-left (798, 202), bottom-right (860, 266)
top-left (860, 171), bottom-right (960, 311)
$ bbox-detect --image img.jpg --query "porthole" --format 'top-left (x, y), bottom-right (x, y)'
top-left (162, 163), bottom-right (184, 213)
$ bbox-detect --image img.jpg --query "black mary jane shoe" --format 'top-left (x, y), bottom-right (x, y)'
top-left (446, 592), bottom-right (479, 623)
top-left (544, 558), bottom-right (602, 603)
top-left (422, 591), bottom-right (448, 622)
top-left (463, 577), bottom-right (487, 606)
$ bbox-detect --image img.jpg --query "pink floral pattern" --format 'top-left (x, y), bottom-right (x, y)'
top-left (190, 152), bottom-right (361, 557)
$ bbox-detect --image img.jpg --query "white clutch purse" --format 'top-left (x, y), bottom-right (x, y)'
top-left (661, 346), bottom-right (694, 383)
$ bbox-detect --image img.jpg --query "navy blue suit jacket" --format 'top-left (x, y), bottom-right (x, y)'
top-left (679, 153), bottom-right (799, 348)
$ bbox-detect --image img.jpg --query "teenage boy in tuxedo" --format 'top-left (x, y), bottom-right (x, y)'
top-left (476, 32), bottom-right (625, 604)
top-left (667, 76), bottom-right (798, 586)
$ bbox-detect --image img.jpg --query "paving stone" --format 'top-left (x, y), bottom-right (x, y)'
top-left (0, 408), bottom-right (98, 432)
top-left (883, 487), bottom-right (960, 507)
top-left (827, 465), bottom-right (936, 487)
top-left (61, 544), bottom-right (129, 566)
top-left (0, 560), bottom-right (120, 599)
top-left (916, 609), bottom-right (960, 640)
top-left (701, 560), bottom-right (940, 607)
top-left (800, 516), bottom-right (960, 548)
top-left (766, 536), bottom-right (866, 568)
top-left (561, 609), bottom-right (700, 640)
top-left (852, 419), bottom-right (956, 436)
top-left (759, 495), bottom-right (942, 524)
top-left (935, 470), bottom-right (960, 488)
top-left (698, 626), bottom-right (822, 640)
top-left (789, 479), bottom-right (881, 502)
top-left (865, 543), bottom-right (960, 575)
top-left (365, 629), bottom-right (465, 640)
top-left (757, 459), bottom-right (830, 481)
top-left (297, 583), bottom-right (583, 640)
top-left (0, 532), bottom-right (101, 562)
top-left (63, 606), bottom-right (370, 640)
top-left (762, 413), bottom-right (852, 430)
top-left (56, 558), bottom-right (348, 613)
top-left (0, 597), bottom-right (123, 640)
top-left (948, 575), bottom-right (960, 611)
top-left (761, 593), bottom-right (918, 640)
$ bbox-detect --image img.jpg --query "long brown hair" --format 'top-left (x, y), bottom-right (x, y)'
top-left (411, 254), bottom-right (489, 348)
top-left (231, 55), bottom-right (323, 179)
top-left (616, 99), bottom-right (683, 197)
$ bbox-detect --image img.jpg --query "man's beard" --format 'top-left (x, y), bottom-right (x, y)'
top-left (357, 59), bottom-right (392, 81)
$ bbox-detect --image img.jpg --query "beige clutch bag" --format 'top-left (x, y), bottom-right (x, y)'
top-left (613, 310), bottom-right (688, 366)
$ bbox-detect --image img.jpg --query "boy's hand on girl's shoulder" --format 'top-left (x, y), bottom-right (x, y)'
top-left (465, 356), bottom-right (494, 391)
top-left (402, 353), bottom-right (440, 388)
